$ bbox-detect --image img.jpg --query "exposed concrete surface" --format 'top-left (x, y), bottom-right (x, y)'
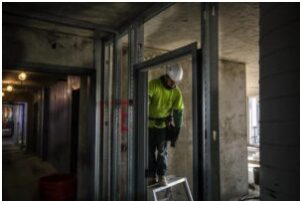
top-left (219, 60), bottom-right (248, 201)
top-left (144, 3), bottom-right (259, 96)
top-left (3, 24), bottom-right (94, 68)
top-left (3, 145), bottom-right (57, 201)
top-left (144, 3), bottom-right (201, 51)
top-left (219, 3), bottom-right (259, 96)
top-left (3, 2), bottom-right (153, 29)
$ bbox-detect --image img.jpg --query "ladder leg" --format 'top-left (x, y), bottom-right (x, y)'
top-left (153, 190), bottom-right (158, 201)
top-left (183, 180), bottom-right (193, 201)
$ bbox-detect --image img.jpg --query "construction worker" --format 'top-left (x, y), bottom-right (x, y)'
top-left (148, 63), bottom-right (184, 186)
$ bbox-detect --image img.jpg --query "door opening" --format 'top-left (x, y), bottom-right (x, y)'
top-left (134, 43), bottom-right (202, 200)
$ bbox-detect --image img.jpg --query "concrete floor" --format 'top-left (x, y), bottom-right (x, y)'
top-left (3, 145), bottom-right (57, 201)
top-left (228, 187), bottom-right (260, 201)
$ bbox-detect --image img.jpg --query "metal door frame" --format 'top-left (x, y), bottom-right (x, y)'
top-left (133, 42), bottom-right (201, 200)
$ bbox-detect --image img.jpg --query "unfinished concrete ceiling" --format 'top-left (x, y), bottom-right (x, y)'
top-left (144, 3), bottom-right (259, 96)
top-left (3, 2), bottom-right (154, 37)
top-left (144, 3), bottom-right (201, 51)
top-left (3, 2), bottom-right (259, 95)
top-left (219, 3), bottom-right (259, 96)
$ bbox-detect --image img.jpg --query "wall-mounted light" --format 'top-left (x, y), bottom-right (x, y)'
top-left (18, 72), bottom-right (27, 81)
top-left (6, 85), bottom-right (13, 92)
top-left (2, 92), bottom-right (5, 97)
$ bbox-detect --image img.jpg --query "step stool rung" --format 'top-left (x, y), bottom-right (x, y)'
top-left (152, 177), bottom-right (193, 201)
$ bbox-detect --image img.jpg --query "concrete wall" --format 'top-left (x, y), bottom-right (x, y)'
top-left (219, 60), bottom-right (248, 201)
top-left (260, 3), bottom-right (300, 200)
top-left (3, 24), bottom-right (94, 68)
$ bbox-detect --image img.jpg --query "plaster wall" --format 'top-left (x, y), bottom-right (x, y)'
top-left (3, 24), bottom-right (94, 68)
top-left (219, 60), bottom-right (248, 201)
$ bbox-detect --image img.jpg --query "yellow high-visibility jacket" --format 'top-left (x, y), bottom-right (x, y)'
top-left (148, 77), bottom-right (184, 128)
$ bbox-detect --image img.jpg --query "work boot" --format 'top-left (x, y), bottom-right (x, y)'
top-left (147, 177), bottom-right (157, 186)
top-left (158, 175), bottom-right (168, 186)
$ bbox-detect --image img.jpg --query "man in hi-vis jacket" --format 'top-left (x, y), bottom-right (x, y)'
top-left (148, 63), bottom-right (184, 186)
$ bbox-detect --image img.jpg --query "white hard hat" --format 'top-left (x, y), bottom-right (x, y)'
top-left (166, 63), bottom-right (183, 82)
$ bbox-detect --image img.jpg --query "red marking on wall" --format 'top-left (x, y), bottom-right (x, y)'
top-left (120, 100), bottom-right (128, 135)
top-left (99, 99), bottom-right (129, 135)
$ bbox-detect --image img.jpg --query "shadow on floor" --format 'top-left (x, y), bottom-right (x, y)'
top-left (3, 145), bottom-right (57, 201)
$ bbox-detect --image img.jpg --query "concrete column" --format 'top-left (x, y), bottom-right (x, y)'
top-left (219, 60), bottom-right (248, 201)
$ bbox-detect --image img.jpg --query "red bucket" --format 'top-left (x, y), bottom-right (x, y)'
top-left (39, 174), bottom-right (76, 201)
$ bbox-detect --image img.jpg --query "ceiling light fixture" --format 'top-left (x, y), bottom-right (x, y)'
top-left (7, 85), bottom-right (13, 92)
top-left (18, 72), bottom-right (27, 81)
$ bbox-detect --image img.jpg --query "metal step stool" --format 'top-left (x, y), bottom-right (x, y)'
top-left (147, 176), bottom-right (193, 201)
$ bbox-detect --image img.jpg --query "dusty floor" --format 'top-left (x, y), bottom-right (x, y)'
top-left (3, 145), bottom-right (57, 201)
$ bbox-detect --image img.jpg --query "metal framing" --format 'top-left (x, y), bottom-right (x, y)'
top-left (134, 42), bottom-right (200, 200)
top-left (201, 3), bottom-right (220, 201)
top-left (101, 42), bottom-right (113, 200)
top-left (93, 32), bottom-right (103, 201)
top-left (88, 66), bottom-right (97, 201)
top-left (135, 69), bottom-right (148, 201)
top-left (111, 33), bottom-right (122, 201)
top-left (128, 21), bottom-right (144, 201)
top-left (3, 3), bottom-right (220, 201)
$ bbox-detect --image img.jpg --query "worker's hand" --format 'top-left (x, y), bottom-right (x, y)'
top-left (167, 121), bottom-right (175, 128)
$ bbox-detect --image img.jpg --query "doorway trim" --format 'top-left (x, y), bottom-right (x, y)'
top-left (133, 42), bottom-right (201, 200)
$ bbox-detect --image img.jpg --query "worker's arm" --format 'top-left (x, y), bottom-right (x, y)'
top-left (169, 89), bottom-right (184, 147)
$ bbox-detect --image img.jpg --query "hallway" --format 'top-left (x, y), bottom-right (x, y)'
top-left (3, 145), bottom-right (57, 201)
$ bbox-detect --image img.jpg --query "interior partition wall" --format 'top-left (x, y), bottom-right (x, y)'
top-left (98, 3), bottom-right (220, 201)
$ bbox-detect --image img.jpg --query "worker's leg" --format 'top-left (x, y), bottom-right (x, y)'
top-left (156, 129), bottom-right (168, 176)
top-left (148, 128), bottom-right (157, 178)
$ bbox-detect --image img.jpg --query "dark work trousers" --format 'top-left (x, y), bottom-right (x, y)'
top-left (148, 127), bottom-right (168, 177)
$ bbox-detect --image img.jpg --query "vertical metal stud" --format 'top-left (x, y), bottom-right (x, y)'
top-left (201, 3), bottom-right (220, 201)
top-left (93, 31), bottom-right (103, 201)
top-left (128, 22), bottom-right (144, 201)
top-left (102, 42), bottom-right (113, 201)
top-left (111, 33), bottom-right (122, 201)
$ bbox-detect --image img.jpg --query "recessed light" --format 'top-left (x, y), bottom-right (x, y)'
top-left (18, 72), bottom-right (27, 81)
top-left (7, 85), bottom-right (13, 92)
